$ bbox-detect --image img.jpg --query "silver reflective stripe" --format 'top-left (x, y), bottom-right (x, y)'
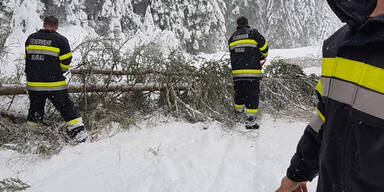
top-left (27, 85), bottom-right (68, 91)
top-left (234, 104), bottom-right (244, 112)
top-left (245, 108), bottom-right (258, 118)
top-left (328, 78), bottom-right (357, 105)
top-left (326, 78), bottom-right (384, 120)
top-left (61, 68), bottom-right (69, 72)
top-left (245, 111), bottom-right (257, 118)
top-left (230, 44), bottom-right (257, 50)
top-left (235, 108), bottom-right (243, 113)
top-left (27, 50), bottom-right (59, 57)
top-left (233, 73), bottom-right (263, 78)
top-left (234, 78), bottom-right (260, 81)
top-left (309, 112), bottom-right (323, 133)
top-left (321, 77), bottom-right (331, 97)
top-left (354, 85), bottom-right (384, 120)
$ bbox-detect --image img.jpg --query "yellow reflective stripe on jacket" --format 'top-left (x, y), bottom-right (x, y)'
top-left (361, 64), bottom-right (384, 94)
top-left (59, 52), bottom-right (72, 61)
top-left (232, 69), bottom-right (262, 74)
top-left (316, 109), bottom-right (325, 122)
top-left (229, 39), bottom-right (258, 48)
top-left (261, 52), bottom-right (268, 57)
top-left (322, 57), bottom-right (384, 94)
top-left (27, 81), bottom-right (66, 87)
top-left (259, 42), bottom-right (268, 51)
top-left (26, 45), bottom-right (60, 53)
top-left (60, 63), bottom-right (70, 69)
top-left (334, 57), bottom-right (365, 84)
top-left (321, 58), bottom-right (336, 77)
top-left (316, 79), bottom-right (323, 96)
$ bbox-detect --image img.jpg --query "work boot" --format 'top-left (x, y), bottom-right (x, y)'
top-left (245, 116), bottom-right (260, 129)
top-left (245, 123), bottom-right (260, 129)
top-left (67, 126), bottom-right (90, 143)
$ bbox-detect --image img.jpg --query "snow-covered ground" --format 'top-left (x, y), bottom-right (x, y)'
top-left (0, 114), bottom-right (318, 192)
top-left (1, 20), bottom-right (322, 190)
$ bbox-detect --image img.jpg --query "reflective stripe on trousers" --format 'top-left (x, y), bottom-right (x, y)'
top-left (245, 108), bottom-right (258, 118)
top-left (232, 69), bottom-right (262, 78)
top-left (234, 104), bottom-right (244, 112)
top-left (26, 81), bottom-right (68, 91)
top-left (67, 117), bottom-right (84, 131)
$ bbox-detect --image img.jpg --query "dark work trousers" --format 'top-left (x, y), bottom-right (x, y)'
top-left (27, 90), bottom-right (80, 123)
top-left (233, 79), bottom-right (260, 111)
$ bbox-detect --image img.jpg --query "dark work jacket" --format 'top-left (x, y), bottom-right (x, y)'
top-left (228, 25), bottom-right (268, 81)
top-left (287, 1), bottom-right (384, 192)
top-left (25, 29), bottom-right (72, 91)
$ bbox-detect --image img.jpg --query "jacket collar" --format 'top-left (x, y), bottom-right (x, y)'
top-left (327, 0), bottom-right (377, 27)
top-left (359, 14), bottom-right (384, 33)
top-left (236, 25), bottom-right (250, 30)
top-left (39, 29), bottom-right (56, 33)
top-left (341, 14), bottom-right (384, 47)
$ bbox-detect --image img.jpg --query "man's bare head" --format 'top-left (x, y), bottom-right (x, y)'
top-left (43, 16), bottom-right (58, 31)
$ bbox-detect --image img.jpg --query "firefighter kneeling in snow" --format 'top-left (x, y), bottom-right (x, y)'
top-left (228, 16), bottom-right (268, 129)
top-left (25, 16), bottom-right (89, 143)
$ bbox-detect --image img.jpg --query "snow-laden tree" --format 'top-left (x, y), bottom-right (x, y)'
top-left (224, 0), bottom-right (340, 48)
top-left (0, 1), bottom-right (12, 53)
top-left (1, 0), bottom-right (340, 54)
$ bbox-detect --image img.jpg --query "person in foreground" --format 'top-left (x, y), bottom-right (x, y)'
top-left (276, 0), bottom-right (384, 191)
top-left (228, 16), bottom-right (268, 129)
top-left (25, 16), bottom-right (89, 143)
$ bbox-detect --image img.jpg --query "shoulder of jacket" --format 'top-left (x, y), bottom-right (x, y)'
top-left (250, 28), bottom-right (260, 33)
top-left (26, 31), bottom-right (39, 43)
top-left (28, 31), bottom-right (40, 38)
top-left (54, 32), bottom-right (69, 43)
top-left (324, 24), bottom-right (351, 43)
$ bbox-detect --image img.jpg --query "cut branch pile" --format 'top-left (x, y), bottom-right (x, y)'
top-left (0, 38), bottom-right (320, 157)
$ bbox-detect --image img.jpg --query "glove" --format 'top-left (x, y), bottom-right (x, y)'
top-left (260, 59), bottom-right (267, 67)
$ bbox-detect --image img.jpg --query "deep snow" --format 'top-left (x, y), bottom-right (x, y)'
top-left (0, 114), bottom-right (318, 192)
top-left (1, 19), bottom-right (321, 190)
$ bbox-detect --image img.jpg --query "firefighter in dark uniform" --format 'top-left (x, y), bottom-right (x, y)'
top-left (228, 16), bottom-right (268, 129)
top-left (25, 16), bottom-right (89, 143)
top-left (276, 0), bottom-right (384, 191)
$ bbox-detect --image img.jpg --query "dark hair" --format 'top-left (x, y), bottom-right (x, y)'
top-left (43, 16), bottom-right (58, 27)
top-left (237, 16), bottom-right (248, 26)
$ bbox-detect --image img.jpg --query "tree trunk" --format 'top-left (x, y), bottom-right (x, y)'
top-left (0, 84), bottom-right (187, 96)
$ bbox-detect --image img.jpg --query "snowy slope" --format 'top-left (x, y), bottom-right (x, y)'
top-left (0, 115), bottom-right (318, 192)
